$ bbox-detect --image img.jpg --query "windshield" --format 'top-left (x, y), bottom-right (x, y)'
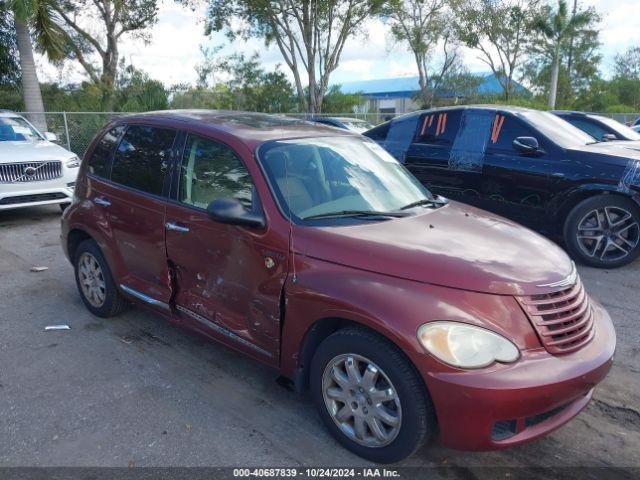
top-left (594, 115), bottom-right (640, 141)
top-left (518, 110), bottom-right (596, 148)
top-left (258, 136), bottom-right (434, 223)
top-left (0, 117), bottom-right (42, 142)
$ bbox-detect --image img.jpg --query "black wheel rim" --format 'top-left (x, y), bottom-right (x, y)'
top-left (576, 206), bottom-right (640, 262)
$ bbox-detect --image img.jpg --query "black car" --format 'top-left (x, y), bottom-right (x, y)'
top-left (364, 105), bottom-right (640, 268)
top-left (552, 111), bottom-right (640, 142)
top-left (308, 116), bottom-right (375, 133)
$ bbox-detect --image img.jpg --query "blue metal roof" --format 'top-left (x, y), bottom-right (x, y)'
top-left (336, 73), bottom-right (528, 98)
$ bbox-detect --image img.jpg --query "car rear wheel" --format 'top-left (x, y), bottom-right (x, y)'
top-left (564, 195), bottom-right (640, 268)
top-left (74, 239), bottom-right (128, 317)
top-left (310, 327), bottom-right (436, 463)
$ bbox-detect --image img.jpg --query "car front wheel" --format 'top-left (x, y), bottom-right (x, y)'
top-left (310, 327), bottom-right (436, 463)
top-left (564, 195), bottom-right (640, 268)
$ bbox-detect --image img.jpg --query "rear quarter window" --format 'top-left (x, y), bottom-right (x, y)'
top-left (364, 122), bottom-right (390, 142)
top-left (111, 125), bottom-right (176, 196)
top-left (87, 125), bottom-right (125, 178)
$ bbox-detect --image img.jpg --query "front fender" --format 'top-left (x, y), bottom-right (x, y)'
top-left (555, 182), bottom-right (640, 222)
top-left (279, 255), bottom-right (540, 379)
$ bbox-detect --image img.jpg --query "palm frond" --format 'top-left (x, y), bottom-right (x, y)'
top-left (32, 0), bottom-right (67, 60)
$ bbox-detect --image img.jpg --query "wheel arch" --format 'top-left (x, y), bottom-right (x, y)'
top-left (67, 228), bottom-right (94, 263)
top-left (292, 316), bottom-right (428, 398)
top-left (556, 185), bottom-right (640, 229)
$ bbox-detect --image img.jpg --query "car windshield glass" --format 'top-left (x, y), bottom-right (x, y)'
top-left (258, 136), bottom-right (434, 223)
top-left (519, 110), bottom-right (597, 148)
top-left (594, 115), bottom-right (640, 140)
top-left (0, 117), bottom-right (42, 142)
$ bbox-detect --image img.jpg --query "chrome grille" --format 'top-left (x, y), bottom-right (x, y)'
top-left (517, 277), bottom-right (595, 354)
top-left (0, 161), bottom-right (62, 183)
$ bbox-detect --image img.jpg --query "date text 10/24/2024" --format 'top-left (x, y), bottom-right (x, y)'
top-left (232, 469), bottom-right (401, 478)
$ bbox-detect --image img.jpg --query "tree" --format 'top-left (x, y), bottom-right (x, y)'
top-left (191, 50), bottom-right (296, 112)
top-left (205, 0), bottom-right (383, 113)
top-left (382, 0), bottom-right (460, 108)
top-left (609, 47), bottom-right (640, 110)
top-left (533, 0), bottom-right (594, 109)
top-left (113, 62), bottom-right (168, 111)
top-left (319, 85), bottom-right (364, 113)
top-left (9, 0), bottom-right (66, 131)
top-left (50, 0), bottom-right (159, 105)
top-left (0, 5), bottom-right (20, 85)
top-left (455, 0), bottom-right (541, 101)
top-left (614, 46), bottom-right (640, 81)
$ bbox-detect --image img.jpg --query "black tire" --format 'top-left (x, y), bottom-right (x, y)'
top-left (564, 195), bottom-right (640, 268)
top-left (59, 203), bottom-right (71, 212)
top-left (74, 239), bottom-right (128, 317)
top-left (310, 327), bottom-right (436, 464)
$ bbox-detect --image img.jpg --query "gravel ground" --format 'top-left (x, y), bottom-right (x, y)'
top-left (0, 205), bottom-right (638, 475)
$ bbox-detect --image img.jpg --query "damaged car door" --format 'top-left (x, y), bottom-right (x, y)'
top-left (164, 133), bottom-right (287, 364)
top-left (101, 124), bottom-right (176, 306)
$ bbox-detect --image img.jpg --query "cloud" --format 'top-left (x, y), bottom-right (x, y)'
top-left (35, 0), bottom-right (640, 87)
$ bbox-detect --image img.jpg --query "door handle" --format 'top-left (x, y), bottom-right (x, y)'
top-left (165, 222), bottom-right (190, 233)
top-left (94, 197), bottom-right (111, 206)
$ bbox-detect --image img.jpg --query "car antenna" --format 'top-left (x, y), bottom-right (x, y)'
top-left (283, 141), bottom-right (298, 284)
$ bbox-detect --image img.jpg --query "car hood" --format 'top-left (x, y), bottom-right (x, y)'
top-left (568, 141), bottom-right (640, 165)
top-left (293, 202), bottom-right (573, 296)
top-left (0, 140), bottom-right (75, 163)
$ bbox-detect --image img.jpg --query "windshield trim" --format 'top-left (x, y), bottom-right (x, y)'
top-left (255, 134), bottom-right (434, 227)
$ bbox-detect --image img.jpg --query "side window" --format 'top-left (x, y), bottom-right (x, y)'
top-left (88, 125), bottom-right (125, 178)
top-left (364, 122), bottom-right (390, 142)
top-left (487, 114), bottom-right (537, 152)
top-left (111, 125), bottom-right (176, 195)
top-left (179, 134), bottom-right (256, 211)
top-left (415, 110), bottom-right (462, 146)
top-left (567, 118), bottom-right (607, 140)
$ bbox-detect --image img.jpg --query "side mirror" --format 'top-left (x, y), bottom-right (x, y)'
top-left (513, 136), bottom-right (542, 155)
top-left (602, 133), bottom-right (617, 142)
top-left (44, 132), bottom-right (58, 142)
top-left (207, 198), bottom-right (264, 228)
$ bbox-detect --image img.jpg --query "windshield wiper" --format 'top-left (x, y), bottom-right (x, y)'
top-left (301, 210), bottom-right (410, 220)
top-left (399, 197), bottom-right (448, 210)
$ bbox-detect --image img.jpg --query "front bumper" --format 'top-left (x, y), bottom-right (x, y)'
top-left (0, 173), bottom-right (76, 210)
top-left (416, 300), bottom-right (615, 451)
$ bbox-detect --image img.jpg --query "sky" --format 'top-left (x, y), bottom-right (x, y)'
top-left (37, 0), bottom-right (640, 88)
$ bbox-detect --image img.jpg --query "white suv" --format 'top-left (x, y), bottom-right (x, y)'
top-left (0, 111), bottom-right (79, 211)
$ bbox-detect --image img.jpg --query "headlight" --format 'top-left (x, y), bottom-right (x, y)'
top-left (66, 156), bottom-right (80, 168)
top-left (417, 321), bottom-right (519, 369)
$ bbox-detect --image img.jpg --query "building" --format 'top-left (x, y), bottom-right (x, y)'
top-left (337, 73), bottom-right (529, 114)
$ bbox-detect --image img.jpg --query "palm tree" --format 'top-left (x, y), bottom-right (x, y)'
top-left (9, 0), bottom-right (65, 132)
top-left (533, 0), bottom-right (592, 109)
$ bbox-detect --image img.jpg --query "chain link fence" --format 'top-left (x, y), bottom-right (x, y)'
top-left (19, 110), bottom-right (640, 158)
top-left (20, 112), bottom-right (125, 157)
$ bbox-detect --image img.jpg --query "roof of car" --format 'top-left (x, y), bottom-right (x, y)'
top-left (117, 110), bottom-right (357, 148)
top-left (316, 117), bottom-right (371, 123)
top-left (388, 104), bottom-right (541, 123)
top-left (551, 110), bottom-right (601, 117)
top-left (0, 110), bottom-right (21, 118)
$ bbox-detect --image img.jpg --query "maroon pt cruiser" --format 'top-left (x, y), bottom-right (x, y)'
top-left (61, 111), bottom-right (615, 463)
